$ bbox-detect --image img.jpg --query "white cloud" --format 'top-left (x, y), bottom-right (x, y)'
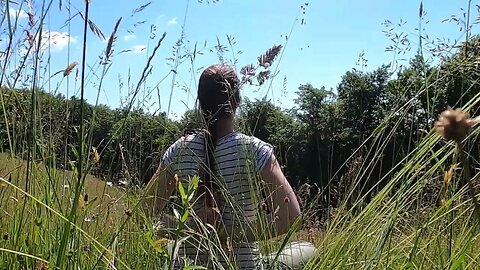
top-left (123, 34), bottom-right (136, 41)
top-left (167, 17), bottom-right (178, 25)
top-left (131, 45), bottom-right (146, 54)
top-left (22, 31), bottom-right (77, 55)
top-left (41, 31), bottom-right (77, 52)
top-left (154, 14), bottom-right (165, 26)
top-left (9, 8), bottom-right (28, 20)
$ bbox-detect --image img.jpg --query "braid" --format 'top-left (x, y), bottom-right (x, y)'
top-left (201, 120), bottom-right (218, 207)
top-left (197, 63), bottom-right (241, 214)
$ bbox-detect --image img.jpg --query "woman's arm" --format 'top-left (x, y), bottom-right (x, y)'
top-left (260, 153), bottom-right (301, 236)
top-left (141, 164), bottom-right (177, 219)
top-left (216, 154), bottom-right (301, 243)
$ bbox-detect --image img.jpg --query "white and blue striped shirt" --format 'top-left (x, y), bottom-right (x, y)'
top-left (162, 131), bottom-right (274, 269)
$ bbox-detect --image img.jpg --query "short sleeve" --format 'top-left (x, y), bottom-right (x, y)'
top-left (250, 136), bottom-right (274, 172)
top-left (161, 137), bottom-right (184, 167)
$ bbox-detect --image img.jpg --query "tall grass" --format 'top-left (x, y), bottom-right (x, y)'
top-left (1, 0), bottom-right (480, 269)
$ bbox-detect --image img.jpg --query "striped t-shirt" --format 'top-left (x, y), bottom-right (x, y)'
top-left (162, 131), bottom-right (274, 269)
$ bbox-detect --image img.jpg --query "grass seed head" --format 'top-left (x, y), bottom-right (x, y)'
top-left (434, 107), bottom-right (477, 143)
top-left (258, 44), bottom-right (282, 68)
top-left (63, 62), bottom-right (78, 77)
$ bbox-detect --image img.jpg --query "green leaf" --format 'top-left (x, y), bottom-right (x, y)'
top-left (189, 175), bottom-right (199, 193)
top-left (181, 209), bottom-right (190, 223)
top-left (187, 176), bottom-right (200, 202)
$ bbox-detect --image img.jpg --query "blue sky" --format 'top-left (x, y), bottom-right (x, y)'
top-left (5, 0), bottom-right (478, 119)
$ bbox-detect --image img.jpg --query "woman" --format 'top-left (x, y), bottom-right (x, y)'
top-left (142, 64), bottom-right (315, 269)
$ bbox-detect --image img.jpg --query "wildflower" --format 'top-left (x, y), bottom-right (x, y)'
top-left (153, 238), bottom-right (169, 248)
top-left (36, 261), bottom-right (48, 270)
top-left (434, 107), bottom-right (479, 143)
top-left (92, 146), bottom-right (100, 163)
top-left (106, 181), bottom-right (113, 187)
top-left (443, 163), bottom-right (459, 186)
top-left (79, 196), bottom-right (86, 210)
top-left (0, 177), bottom-right (7, 188)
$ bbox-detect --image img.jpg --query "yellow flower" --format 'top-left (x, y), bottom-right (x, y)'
top-left (153, 238), bottom-right (169, 248)
top-left (443, 163), bottom-right (459, 186)
top-left (79, 196), bottom-right (86, 210)
top-left (440, 199), bottom-right (447, 207)
top-left (0, 177), bottom-right (7, 188)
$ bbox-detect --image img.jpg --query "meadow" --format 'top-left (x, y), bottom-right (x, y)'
top-left (1, 0), bottom-right (480, 269)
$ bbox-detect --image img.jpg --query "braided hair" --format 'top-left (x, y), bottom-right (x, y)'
top-left (197, 64), bottom-right (241, 208)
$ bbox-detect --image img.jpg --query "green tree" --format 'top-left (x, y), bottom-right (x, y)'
top-left (241, 98), bottom-right (306, 186)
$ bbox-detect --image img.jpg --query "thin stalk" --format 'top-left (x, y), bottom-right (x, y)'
top-left (14, 0), bottom-right (52, 247)
top-left (55, 1), bottom-right (89, 267)
top-left (458, 143), bottom-right (480, 223)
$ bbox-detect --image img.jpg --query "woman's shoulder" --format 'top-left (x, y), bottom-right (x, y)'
top-left (162, 133), bottom-right (204, 166)
top-left (232, 133), bottom-right (274, 171)
top-left (171, 132), bottom-right (204, 145)
top-left (231, 133), bottom-right (272, 148)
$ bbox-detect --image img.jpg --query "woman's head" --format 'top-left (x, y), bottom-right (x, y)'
top-left (198, 64), bottom-right (241, 122)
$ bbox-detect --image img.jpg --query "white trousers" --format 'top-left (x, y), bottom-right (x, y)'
top-left (167, 240), bottom-right (316, 269)
top-left (263, 241), bottom-right (316, 269)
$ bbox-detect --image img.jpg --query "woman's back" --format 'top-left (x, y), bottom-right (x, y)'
top-left (163, 131), bottom-right (273, 269)
top-left (163, 131), bottom-right (273, 228)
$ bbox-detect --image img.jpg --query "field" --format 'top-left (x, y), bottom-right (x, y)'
top-left (2, 0), bottom-right (480, 269)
